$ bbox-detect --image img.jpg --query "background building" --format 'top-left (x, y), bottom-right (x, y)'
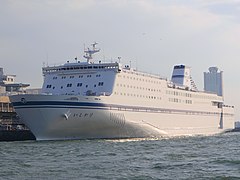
top-left (204, 67), bottom-right (223, 96)
top-left (0, 67), bottom-right (30, 95)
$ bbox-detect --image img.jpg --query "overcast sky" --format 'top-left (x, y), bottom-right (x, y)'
top-left (0, 0), bottom-right (240, 118)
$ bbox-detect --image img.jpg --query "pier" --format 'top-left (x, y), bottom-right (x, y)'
top-left (0, 96), bottom-right (35, 141)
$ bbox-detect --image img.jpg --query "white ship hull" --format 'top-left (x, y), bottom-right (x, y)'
top-left (10, 94), bottom-right (234, 140)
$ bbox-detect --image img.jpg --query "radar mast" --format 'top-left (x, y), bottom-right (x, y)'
top-left (83, 42), bottom-right (100, 63)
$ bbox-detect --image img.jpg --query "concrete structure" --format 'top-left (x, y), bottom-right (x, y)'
top-left (0, 67), bottom-right (30, 95)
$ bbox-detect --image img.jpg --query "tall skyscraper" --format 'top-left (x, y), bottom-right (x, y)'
top-left (204, 67), bottom-right (223, 96)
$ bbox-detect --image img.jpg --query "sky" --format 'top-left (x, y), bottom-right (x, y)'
top-left (0, 0), bottom-right (240, 119)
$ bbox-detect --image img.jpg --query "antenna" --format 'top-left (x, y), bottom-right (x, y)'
top-left (136, 59), bottom-right (138, 71)
top-left (103, 48), bottom-right (105, 61)
top-left (83, 42), bottom-right (100, 63)
top-left (46, 52), bottom-right (48, 62)
top-left (118, 57), bottom-right (121, 63)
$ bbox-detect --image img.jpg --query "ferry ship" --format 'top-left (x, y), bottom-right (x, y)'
top-left (10, 43), bottom-right (235, 140)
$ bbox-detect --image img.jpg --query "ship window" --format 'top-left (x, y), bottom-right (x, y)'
top-left (46, 85), bottom-right (52, 88)
top-left (94, 84), bottom-right (96, 87)
top-left (79, 75), bottom-right (83, 78)
top-left (61, 86), bottom-right (63, 89)
top-left (86, 85), bottom-right (88, 88)
top-left (67, 84), bottom-right (72, 87)
top-left (98, 82), bottom-right (104, 86)
top-left (70, 76), bottom-right (74, 79)
top-left (77, 83), bottom-right (82, 87)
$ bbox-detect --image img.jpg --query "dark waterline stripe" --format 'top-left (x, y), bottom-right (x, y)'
top-left (12, 101), bottom-right (234, 117)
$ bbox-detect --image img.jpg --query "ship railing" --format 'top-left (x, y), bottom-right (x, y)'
top-left (122, 69), bottom-right (167, 81)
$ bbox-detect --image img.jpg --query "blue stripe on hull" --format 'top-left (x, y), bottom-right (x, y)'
top-left (12, 100), bottom-right (234, 117)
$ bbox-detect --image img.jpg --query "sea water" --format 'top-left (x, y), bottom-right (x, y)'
top-left (0, 132), bottom-right (240, 180)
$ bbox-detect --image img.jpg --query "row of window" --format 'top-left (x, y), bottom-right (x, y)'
top-left (166, 90), bottom-right (192, 97)
top-left (54, 74), bottom-right (101, 80)
top-left (46, 82), bottom-right (104, 89)
top-left (116, 84), bottom-right (161, 92)
top-left (169, 98), bottom-right (193, 104)
top-left (114, 92), bottom-right (162, 100)
top-left (44, 64), bottom-right (119, 73)
top-left (166, 90), bottom-right (219, 100)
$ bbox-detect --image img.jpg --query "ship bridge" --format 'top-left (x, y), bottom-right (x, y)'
top-left (42, 43), bottom-right (121, 96)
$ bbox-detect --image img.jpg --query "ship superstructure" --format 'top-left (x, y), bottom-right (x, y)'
top-left (10, 43), bottom-right (235, 140)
